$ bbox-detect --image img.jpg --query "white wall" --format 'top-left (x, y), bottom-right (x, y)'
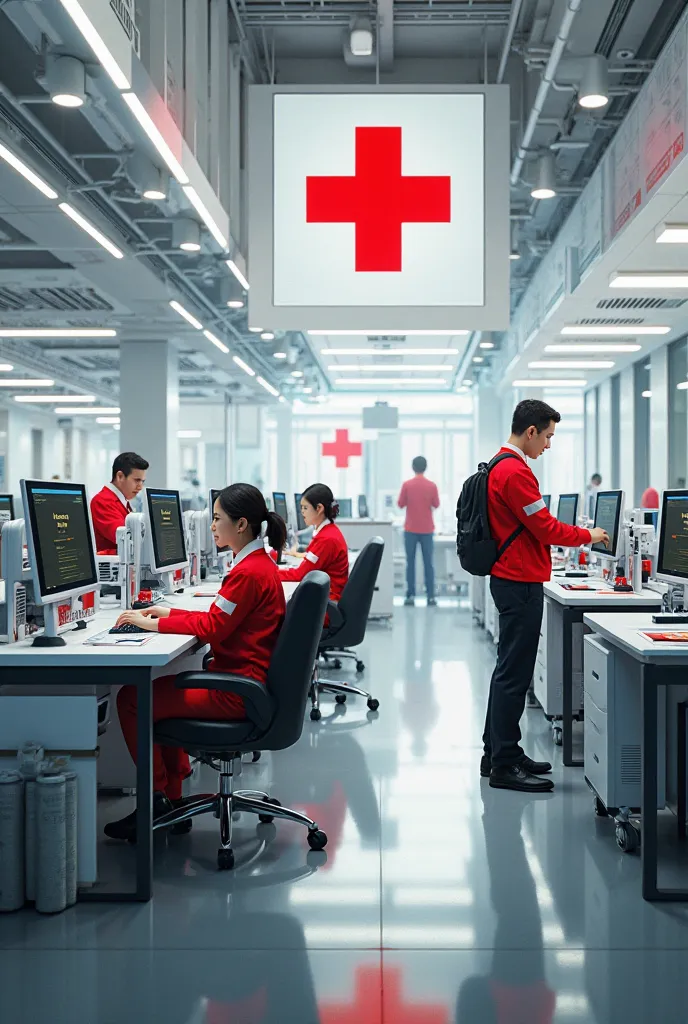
top-left (619, 367), bottom-right (635, 502)
top-left (650, 346), bottom-right (669, 494)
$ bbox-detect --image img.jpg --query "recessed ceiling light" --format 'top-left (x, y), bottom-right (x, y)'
top-left (261, 332), bottom-right (276, 341)
top-left (545, 343), bottom-right (641, 353)
top-left (677, 382), bottom-right (688, 391)
top-left (291, 370), bottom-right (304, 378)
top-left (528, 360), bottom-right (615, 369)
top-left (329, 365), bottom-right (453, 373)
top-left (561, 325), bottom-right (670, 336)
top-left (472, 356), bottom-right (484, 363)
top-left (227, 299), bottom-right (244, 309)
top-left (512, 379), bottom-right (588, 388)
top-left (509, 253), bottom-right (521, 261)
top-left (642, 390), bottom-right (652, 398)
top-left (610, 272), bottom-right (688, 289)
top-left (479, 341), bottom-right (495, 349)
top-left (656, 224), bottom-right (688, 244)
top-left (248, 327), bottom-right (263, 333)
top-left (143, 188), bottom-right (166, 201)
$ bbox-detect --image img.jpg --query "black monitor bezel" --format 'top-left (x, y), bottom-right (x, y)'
top-left (23, 480), bottom-right (97, 598)
top-left (0, 493), bottom-right (14, 520)
top-left (657, 490), bottom-right (688, 582)
top-left (272, 491), bottom-right (289, 524)
top-left (556, 492), bottom-right (579, 527)
top-left (337, 497), bottom-right (353, 518)
top-left (294, 492), bottom-right (306, 532)
top-left (591, 489), bottom-right (623, 556)
top-left (145, 487), bottom-right (188, 570)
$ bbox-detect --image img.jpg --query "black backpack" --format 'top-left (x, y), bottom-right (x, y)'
top-left (456, 452), bottom-right (524, 577)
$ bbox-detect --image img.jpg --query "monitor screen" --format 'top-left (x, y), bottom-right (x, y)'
top-left (358, 494), bottom-right (369, 518)
top-left (557, 493), bottom-right (579, 527)
top-left (272, 491), bottom-right (289, 525)
top-left (542, 494), bottom-right (551, 512)
top-left (0, 494), bottom-right (14, 522)
top-left (294, 492), bottom-right (306, 532)
top-left (337, 498), bottom-right (353, 518)
top-left (657, 491), bottom-right (688, 581)
top-left (146, 489), bottom-right (187, 570)
top-left (22, 481), bottom-right (97, 598)
top-left (592, 490), bottom-right (624, 557)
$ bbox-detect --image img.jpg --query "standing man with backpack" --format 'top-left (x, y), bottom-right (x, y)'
top-left (457, 399), bottom-right (609, 793)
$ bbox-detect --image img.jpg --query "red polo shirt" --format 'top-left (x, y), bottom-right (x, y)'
top-left (397, 475), bottom-right (440, 534)
top-left (90, 484), bottom-right (131, 555)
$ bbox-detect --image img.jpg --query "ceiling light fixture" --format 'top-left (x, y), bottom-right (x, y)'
top-left (96, 416), bottom-right (120, 425)
top-left (233, 355), bottom-right (256, 377)
top-left (0, 379), bottom-right (54, 388)
top-left (203, 329), bottom-right (229, 354)
top-left (319, 348), bottom-right (460, 356)
top-left (169, 299), bottom-right (203, 330)
top-left (656, 224), bottom-right (688, 244)
top-left (173, 217), bottom-right (201, 252)
top-left (642, 390), bottom-right (652, 398)
top-left (0, 328), bottom-right (115, 338)
top-left (291, 370), bottom-right (304, 378)
top-left (55, 406), bottom-right (121, 414)
top-left (0, 364), bottom-right (12, 371)
top-left (227, 299), bottom-right (244, 309)
top-left (512, 379), bottom-right (588, 388)
top-left (677, 382), bottom-right (688, 391)
top-left (544, 343), bottom-right (641, 353)
top-left (308, 330), bottom-right (469, 337)
top-left (561, 325), bottom-right (670, 336)
top-left (182, 185), bottom-right (228, 250)
top-left (509, 252), bottom-right (521, 261)
top-left (480, 341), bottom-right (495, 349)
top-left (272, 341), bottom-right (287, 359)
top-left (226, 260), bottom-right (249, 291)
top-left (261, 332), bottom-right (276, 341)
top-left (59, 0), bottom-right (131, 89)
top-left (257, 376), bottom-right (280, 398)
top-left (328, 364), bottom-right (452, 373)
top-left (528, 360), bottom-right (615, 369)
top-left (248, 326), bottom-right (263, 333)
top-left (14, 394), bottom-right (95, 403)
top-left (610, 272), bottom-right (688, 289)
top-left (143, 185), bottom-right (166, 201)
top-left (473, 356), bottom-right (484, 364)
top-left (48, 55), bottom-right (87, 108)
top-left (578, 54), bottom-right (609, 109)
top-left (350, 16), bottom-right (374, 56)
top-left (332, 378), bottom-right (448, 385)
top-left (531, 153), bottom-right (557, 200)
top-left (462, 379), bottom-right (473, 387)
top-left (122, 92), bottom-right (189, 183)
top-left (58, 202), bottom-right (124, 259)
top-left (0, 142), bottom-right (58, 200)
top-left (178, 429), bottom-right (202, 438)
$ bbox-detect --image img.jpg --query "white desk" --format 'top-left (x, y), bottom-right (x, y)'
top-left (541, 581), bottom-right (661, 767)
top-left (584, 612), bottom-right (688, 902)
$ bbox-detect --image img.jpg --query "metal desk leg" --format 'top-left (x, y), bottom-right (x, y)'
top-left (641, 665), bottom-right (688, 902)
top-left (678, 701), bottom-right (688, 841)
top-left (562, 608), bottom-right (582, 768)
top-left (136, 672), bottom-right (153, 902)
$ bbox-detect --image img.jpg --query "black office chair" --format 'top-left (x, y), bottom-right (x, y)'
top-left (153, 571), bottom-right (330, 870)
top-left (309, 536), bottom-right (383, 721)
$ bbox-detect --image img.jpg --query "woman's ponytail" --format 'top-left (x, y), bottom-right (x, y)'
top-left (266, 509), bottom-right (287, 552)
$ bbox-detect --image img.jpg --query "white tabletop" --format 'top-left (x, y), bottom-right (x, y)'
top-left (583, 611), bottom-right (688, 664)
top-left (544, 578), bottom-right (662, 609)
top-left (167, 580), bottom-right (298, 612)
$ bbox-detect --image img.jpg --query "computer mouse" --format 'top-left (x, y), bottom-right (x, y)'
top-left (132, 600), bottom-right (153, 610)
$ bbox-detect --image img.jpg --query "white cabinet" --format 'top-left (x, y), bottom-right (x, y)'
top-left (533, 597), bottom-right (584, 719)
top-left (338, 520), bottom-right (394, 619)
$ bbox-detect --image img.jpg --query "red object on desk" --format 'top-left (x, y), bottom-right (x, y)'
top-left (138, 590), bottom-right (152, 603)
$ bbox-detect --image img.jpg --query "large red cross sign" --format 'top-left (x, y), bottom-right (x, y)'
top-left (322, 429), bottom-right (362, 469)
top-left (306, 126), bottom-right (451, 273)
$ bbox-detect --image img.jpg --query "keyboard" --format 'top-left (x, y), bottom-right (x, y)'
top-left (109, 623), bottom-right (148, 635)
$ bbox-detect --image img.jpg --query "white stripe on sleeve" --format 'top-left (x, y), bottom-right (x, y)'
top-left (305, 551), bottom-right (319, 564)
top-left (523, 498), bottom-right (546, 517)
top-left (214, 595), bottom-right (237, 616)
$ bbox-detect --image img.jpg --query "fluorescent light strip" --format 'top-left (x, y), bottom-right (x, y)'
top-left (329, 365), bottom-right (453, 373)
top-left (58, 203), bottom-right (124, 259)
top-left (610, 272), bottom-right (688, 289)
top-left (203, 329), bottom-right (229, 354)
top-left (233, 356), bottom-right (255, 377)
top-left (677, 381), bottom-right (688, 391)
top-left (0, 364), bottom-right (12, 371)
top-left (309, 330), bottom-right (469, 336)
top-left (178, 429), bottom-right (202, 438)
top-left (169, 300), bottom-right (203, 330)
top-left (0, 142), bottom-right (58, 200)
top-left (96, 417), bottom-right (120, 424)
top-left (332, 378), bottom-right (448, 385)
top-left (14, 394), bottom-right (95, 403)
top-left (528, 360), bottom-right (615, 370)
top-left (183, 186), bottom-right (228, 250)
top-left (642, 390), bottom-right (652, 398)
top-left (59, 0), bottom-right (131, 89)
top-left (0, 328), bottom-right (115, 339)
top-left (0, 379), bottom-right (54, 387)
top-left (55, 406), bottom-right (120, 415)
top-left (226, 260), bottom-right (249, 291)
top-left (561, 325), bottom-right (670, 336)
top-left (656, 225), bottom-right (688, 244)
top-left (512, 379), bottom-right (588, 388)
top-left (545, 343), bottom-right (641, 354)
top-left (122, 92), bottom-right (189, 184)
top-left (257, 376), bottom-right (280, 398)
top-left (320, 348), bottom-right (460, 356)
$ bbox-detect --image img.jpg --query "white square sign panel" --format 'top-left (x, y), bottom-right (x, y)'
top-left (272, 93), bottom-right (485, 308)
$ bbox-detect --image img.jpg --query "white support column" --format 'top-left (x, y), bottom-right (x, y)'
top-left (209, 0), bottom-right (230, 198)
top-left (473, 386), bottom-right (504, 465)
top-left (650, 345), bottom-right (669, 494)
top-left (228, 44), bottom-right (242, 244)
top-left (275, 402), bottom-right (293, 498)
top-left (119, 340), bottom-right (180, 488)
top-left (619, 367), bottom-right (635, 503)
top-left (597, 378), bottom-right (613, 486)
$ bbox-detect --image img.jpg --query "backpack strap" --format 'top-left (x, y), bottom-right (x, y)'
top-left (488, 451), bottom-right (526, 560)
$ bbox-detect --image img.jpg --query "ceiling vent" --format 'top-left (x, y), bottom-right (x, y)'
top-left (597, 297), bottom-right (687, 310)
top-left (0, 285), bottom-right (114, 313)
top-left (576, 317), bottom-right (645, 326)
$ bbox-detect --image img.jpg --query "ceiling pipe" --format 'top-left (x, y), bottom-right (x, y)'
top-left (496, 0), bottom-right (525, 84)
top-left (510, 0), bottom-right (584, 187)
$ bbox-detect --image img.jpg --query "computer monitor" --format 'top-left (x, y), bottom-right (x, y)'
top-left (294, 492), bottom-right (307, 532)
top-left (591, 489), bottom-right (625, 559)
top-left (556, 493), bottom-right (579, 527)
top-left (358, 494), bottom-right (369, 518)
top-left (21, 480), bottom-right (97, 603)
top-left (656, 490), bottom-right (688, 584)
top-left (0, 494), bottom-right (14, 522)
top-left (144, 488), bottom-right (188, 573)
top-left (542, 494), bottom-right (551, 512)
top-left (272, 491), bottom-right (289, 525)
top-left (337, 498), bottom-right (353, 518)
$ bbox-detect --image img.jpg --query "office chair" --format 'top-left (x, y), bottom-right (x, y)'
top-left (153, 571), bottom-right (330, 870)
top-left (310, 536), bottom-right (383, 721)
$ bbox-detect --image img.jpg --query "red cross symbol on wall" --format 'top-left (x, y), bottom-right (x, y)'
top-left (320, 964), bottom-right (449, 1024)
top-left (306, 126), bottom-right (451, 272)
top-left (322, 429), bottom-right (362, 469)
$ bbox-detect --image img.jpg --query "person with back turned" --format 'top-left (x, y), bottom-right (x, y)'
top-left (482, 400), bottom-right (609, 793)
top-left (398, 456), bottom-right (440, 607)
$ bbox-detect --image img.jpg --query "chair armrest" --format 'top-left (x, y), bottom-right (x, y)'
top-left (326, 600), bottom-right (344, 629)
top-left (175, 672), bottom-right (274, 731)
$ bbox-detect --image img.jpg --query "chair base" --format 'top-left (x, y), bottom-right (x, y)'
top-left (320, 648), bottom-right (366, 673)
top-left (308, 675), bottom-right (380, 721)
top-left (153, 759), bottom-right (328, 870)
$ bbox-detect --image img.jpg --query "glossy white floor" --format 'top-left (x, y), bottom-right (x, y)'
top-left (3, 599), bottom-right (688, 1023)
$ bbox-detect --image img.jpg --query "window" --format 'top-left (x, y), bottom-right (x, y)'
top-left (668, 336), bottom-right (688, 489)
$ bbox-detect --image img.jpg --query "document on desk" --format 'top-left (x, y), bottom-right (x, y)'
top-left (84, 631), bottom-right (155, 647)
top-left (642, 631), bottom-right (688, 643)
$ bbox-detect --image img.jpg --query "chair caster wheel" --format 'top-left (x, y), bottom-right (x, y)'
top-left (552, 726), bottom-right (562, 746)
top-left (616, 821), bottom-right (640, 854)
top-left (356, 660), bottom-right (365, 673)
top-left (259, 796), bottom-right (281, 824)
top-left (333, 659), bottom-right (342, 670)
top-left (310, 708), bottom-right (322, 721)
top-left (307, 828), bottom-right (328, 851)
top-left (367, 698), bottom-right (380, 712)
top-left (217, 847), bottom-right (235, 870)
top-left (252, 751), bottom-right (261, 762)
top-left (335, 693), bottom-right (347, 705)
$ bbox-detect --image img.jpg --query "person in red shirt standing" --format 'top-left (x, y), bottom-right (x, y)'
top-left (90, 451), bottom-right (149, 554)
top-left (483, 400), bottom-right (609, 793)
top-left (104, 483), bottom-right (287, 841)
top-left (280, 483), bottom-right (349, 602)
top-left (398, 456), bottom-right (441, 607)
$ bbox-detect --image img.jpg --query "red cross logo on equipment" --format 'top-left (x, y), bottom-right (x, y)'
top-left (272, 93), bottom-right (485, 307)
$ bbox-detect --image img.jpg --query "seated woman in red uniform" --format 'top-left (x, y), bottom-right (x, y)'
top-left (279, 483), bottom-right (349, 603)
top-left (104, 483), bottom-right (287, 841)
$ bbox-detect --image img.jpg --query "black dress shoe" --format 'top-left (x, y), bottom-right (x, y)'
top-left (104, 792), bottom-right (172, 842)
top-left (519, 755), bottom-right (552, 776)
top-left (480, 754), bottom-right (492, 778)
top-left (168, 797), bottom-right (194, 835)
top-left (489, 765), bottom-right (554, 793)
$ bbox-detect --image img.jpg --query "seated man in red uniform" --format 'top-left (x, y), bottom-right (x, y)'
top-left (90, 451), bottom-right (149, 554)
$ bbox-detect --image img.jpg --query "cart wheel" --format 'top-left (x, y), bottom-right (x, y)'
top-left (356, 660), bottom-right (365, 674)
top-left (615, 821), bottom-right (640, 854)
top-left (307, 828), bottom-right (328, 851)
top-left (310, 708), bottom-right (321, 721)
top-left (594, 796), bottom-right (608, 818)
top-left (217, 847), bottom-right (235, 870)
top-left (552, 726), bottom-right (563, 747)
top-left (335, 693), bottom-right (347, 705)
top-left (367, 697), bottom-right (380, 712)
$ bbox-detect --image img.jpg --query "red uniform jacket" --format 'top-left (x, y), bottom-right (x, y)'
top-left (488, 446), bottom-right (591, 583)
top-left (90, 484), bottom-right (131, 554)
top-left (159, 540), bottom-right (286, 713)
top-left (280, 521), bottom-right (349, 603)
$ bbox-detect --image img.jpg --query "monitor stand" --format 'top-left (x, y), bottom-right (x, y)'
top-left (32, 605), bottom-right (66, 647)
top-left (653, 585), bottom-right (688, 624)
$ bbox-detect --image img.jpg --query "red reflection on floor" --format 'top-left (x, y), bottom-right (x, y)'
top-left (321, 964), bottom-right (448, 1024)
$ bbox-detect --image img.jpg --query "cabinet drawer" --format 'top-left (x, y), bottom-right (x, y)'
top-left (584, 693), bottom-right (609, 799)
top-left (584, 634), bottom-right (612, 713)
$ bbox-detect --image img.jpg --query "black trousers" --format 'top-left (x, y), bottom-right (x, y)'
top-left (483, 577), bottom-right (544, 767)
